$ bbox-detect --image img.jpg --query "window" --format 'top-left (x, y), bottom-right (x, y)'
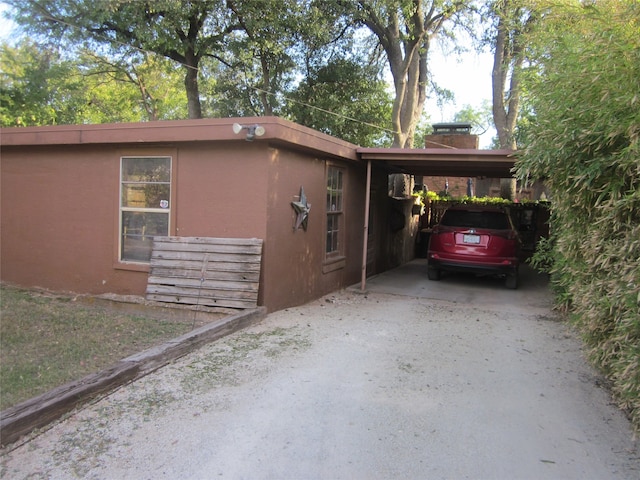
top-left (441, 209), bottom-right (510, 230)
top-left (120, 156), bottom-right (171, 262)
top-left (326, 165), bottom-right (344, 256)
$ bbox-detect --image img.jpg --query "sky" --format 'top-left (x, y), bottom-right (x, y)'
top-left (0, 3), bottom-right (495, 147)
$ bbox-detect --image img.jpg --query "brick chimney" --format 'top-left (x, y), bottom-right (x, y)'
top-left (417, 123), bottom-right (479, 197)
top-left (425, 123), bottom-right (479, 149)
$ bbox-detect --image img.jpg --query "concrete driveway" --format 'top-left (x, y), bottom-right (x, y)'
top-left (2, 261), bottom-right (639, 479)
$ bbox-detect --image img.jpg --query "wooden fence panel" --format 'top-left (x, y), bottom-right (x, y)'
top-left (146, 237), bottom-right (263, 309)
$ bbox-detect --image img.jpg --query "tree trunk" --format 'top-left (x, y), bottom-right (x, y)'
top-left (184, 63), bottom-right (202, 119)
top-left (492, 19), bottom-right (518, 151)
top-left (388, 35), bottom-right (427, 149)
top-left (358, 1), bottom-right (460, 196)
top-left (259, 56), bottom-right (273, 116)
top-left (499, 178), bottom-right (516, 200)
top-left (388, 42), bottom-right (427, 196)
top-left (491, 3), bottom-right (522, 200)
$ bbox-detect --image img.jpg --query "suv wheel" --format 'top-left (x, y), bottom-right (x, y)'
top-left (427, 266), bottom-right (441, 281)
top-left (505, 272), bottom-right (518, 289)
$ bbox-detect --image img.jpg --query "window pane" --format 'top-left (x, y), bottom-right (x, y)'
top-left (121, 211), bottom-right (169, 262)
top-left (335, 174), bottom-right (343, 211)
top-left (441, 210), bottom-right (509, 229)
top-left (326, 166), bottom-right (344, 256)
top-left (326, 167), bottom-right (343, 212)
top-left (326, 214), bottom-right (339, 254)
top-left (120, 156), bottom-right (171, 263)
top-left (121, 184), bottom-right (171, 209)
top-left (122, 157), bottom-right (171, 182)
top-left (327, 169), bottom-right (334, 210)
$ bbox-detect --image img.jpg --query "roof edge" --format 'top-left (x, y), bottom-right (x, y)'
top-left (1, 117), bottom-right (359, 162)
top-left (357, 147), bottom-right (517, 159)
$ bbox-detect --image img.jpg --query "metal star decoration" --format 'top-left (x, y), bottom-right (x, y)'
top-left (291, 186), bottom-right (311, 231)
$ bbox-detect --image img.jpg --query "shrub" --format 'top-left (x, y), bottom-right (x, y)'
top-left (516, 0), bottom-right (640, 429)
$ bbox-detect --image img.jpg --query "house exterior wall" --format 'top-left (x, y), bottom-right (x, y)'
top-left (1, 118), bottom-right (372, 312)
top-left (173, 142), bottom-right (270, 240)
top-left (262, 151), bottom-right (368, 311)
top-left (1, 144), bottom-right (144, 294)
top-left (422, 176), bottom-right (472, 197)
top-left (1, 118), bottom-right (522, 312)
top-left (0, 142), bottom-right (274, 297)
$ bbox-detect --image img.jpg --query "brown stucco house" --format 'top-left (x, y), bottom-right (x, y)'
top-left (1, 117), bottom-right (519, 312)
top-left (1, 117), bottom-right (401, 312)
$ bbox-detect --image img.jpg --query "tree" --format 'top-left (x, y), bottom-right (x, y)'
top-left (7, 0), bottom-right (238, 119)
top-left (486, 0), bottom-right (533, 149)
top-left (7, 1), bottom-right (364, 122)
top-left (482, 0), bottom-right (536, 198)
top-left (285, 59), bottom-right (393, 146)
top-left (224, 0), bottom-right (303, 116)
top-left (350, 0), bottom-right (471, 149)
top-left (453, 101), bottom-right (493, 137)
top-left (0, 40), bottom-right (85, 126)
top-left (0, 39), bottom-right (188, 126)
top-left (327, 0), bottom-right (473, 197)
top-left (80, 51), bottom-right (188, 122)
top-left (6, 0), bottom-right (472, 152)
top-left (516, 0), bottom-right (640, 430)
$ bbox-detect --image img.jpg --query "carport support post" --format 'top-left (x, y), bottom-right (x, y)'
top-left (361, 160), bottom-right (372, 291)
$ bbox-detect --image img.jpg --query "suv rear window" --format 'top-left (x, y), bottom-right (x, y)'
top-left (441, 209), bottom-right (510, 230)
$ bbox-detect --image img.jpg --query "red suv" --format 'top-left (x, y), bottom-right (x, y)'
top-left (427, 205), bottom-right (521, 289)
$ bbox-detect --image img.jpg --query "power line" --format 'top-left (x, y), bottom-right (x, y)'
top-left (252, 87), bottom-right (398, 135)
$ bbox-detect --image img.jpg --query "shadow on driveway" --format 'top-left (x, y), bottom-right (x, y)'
top-left (361, 259), bottom-right (552, 314)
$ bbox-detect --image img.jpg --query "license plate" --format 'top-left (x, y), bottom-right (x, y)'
top-left (463, 234), bottom-right (481, 244)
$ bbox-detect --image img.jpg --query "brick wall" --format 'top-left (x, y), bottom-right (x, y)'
top-left (425, 133), bottom-right (479, 149)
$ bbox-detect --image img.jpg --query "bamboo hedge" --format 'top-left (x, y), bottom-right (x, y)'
top-left (516, 1), bottom-right (640, 429)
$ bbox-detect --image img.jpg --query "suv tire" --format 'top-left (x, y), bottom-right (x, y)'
top-left (427, 266), bottom-right (441, 281)
top-left (505, 272), bottom-right (518, 289)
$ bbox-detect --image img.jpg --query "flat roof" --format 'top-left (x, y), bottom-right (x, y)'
top-left (2, 118), bottom-right (517, 177)
top-left (0, 117), bottom-right (359, 162)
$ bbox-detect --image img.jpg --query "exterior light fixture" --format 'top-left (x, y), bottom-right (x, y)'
top-left (232, 123), bottom-right (265, 141)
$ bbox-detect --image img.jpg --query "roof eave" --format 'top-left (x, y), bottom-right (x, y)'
top-left (357, 147), bottom-right (517, 178)
top-left (0, 117), bottom-right (359, 162)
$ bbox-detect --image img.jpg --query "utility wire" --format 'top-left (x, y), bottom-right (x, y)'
top-left (252, 86), bottom-right (399, 136)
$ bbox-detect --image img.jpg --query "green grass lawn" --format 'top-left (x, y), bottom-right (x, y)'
top-left (0, 284), bottom-right (197, 411)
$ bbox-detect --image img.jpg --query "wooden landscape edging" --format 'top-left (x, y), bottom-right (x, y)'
top-left (0, 306), bottom-right (266, 448)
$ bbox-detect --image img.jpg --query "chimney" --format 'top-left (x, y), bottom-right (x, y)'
top-left (425, 123), bottom-right (479, 149)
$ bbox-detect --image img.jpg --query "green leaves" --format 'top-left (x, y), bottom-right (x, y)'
top-left (0, 40), bottom-right (85, 126)
top-left (516, 0), bottom-right (640, 431)
top-left (0, 39), bottom-right (188, 126)
top-left (284, 59), bottom-right (393, 146)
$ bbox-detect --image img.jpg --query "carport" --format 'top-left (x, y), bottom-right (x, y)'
top-left (358, 147), bottom-right (516, 178)
top-left (356, 147), bottom-right (517, 289)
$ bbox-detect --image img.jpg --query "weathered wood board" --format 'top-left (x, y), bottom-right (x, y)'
top-left (146, 237), bottom-right (263, 309)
